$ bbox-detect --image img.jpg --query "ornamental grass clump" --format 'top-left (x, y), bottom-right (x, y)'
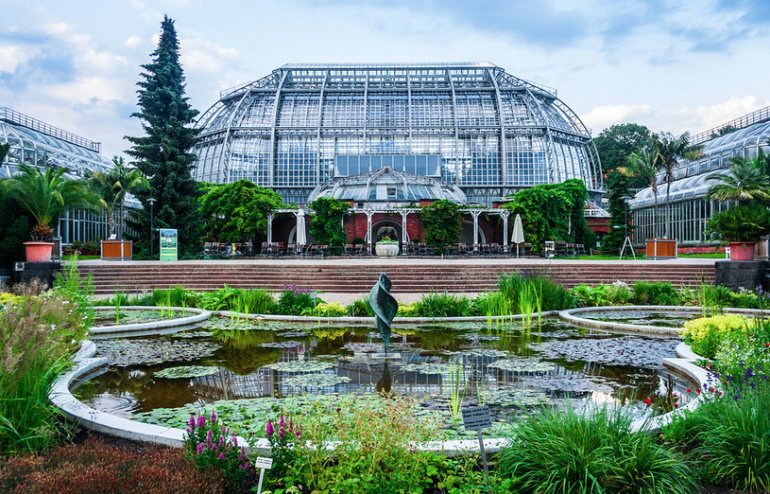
top-left (0, 291), bottom-right (88, 454)
top-left (412, 291), bottom-right (475, 317)
top-left (498, 407), bottom-right (695, 494)
top-left (183, 411), bottom-right (253, 488)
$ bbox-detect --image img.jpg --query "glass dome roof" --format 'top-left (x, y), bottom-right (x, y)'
top-left (308, 166), bottom-right (467, 204)
top-left (192, 63), bottom-right (601, 206)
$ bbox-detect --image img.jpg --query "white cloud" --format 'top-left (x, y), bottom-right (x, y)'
top-left (180, 38), bottom-right (238, 74)
top-left (123, 35), bottom-right (142, 49)
top-left (582, 104), bottom-right (652, 133)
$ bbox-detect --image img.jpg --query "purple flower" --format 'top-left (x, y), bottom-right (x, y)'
top-left (210, 410), bottom-right (217, 424)
top-left (232, 434), bottom-right (238, 447)
top-left (206, 429), bottom-right (213, 444)
top-left (197, 415), bottom-right (206, 429)
top-left (196, 442), bottom-right (204, 455)
top-left (265, 420), bottom-right (274, 437)
top-left (219, 452), bottom-right (225, 460)
top-left (188, 416), bottom-right (196, 430)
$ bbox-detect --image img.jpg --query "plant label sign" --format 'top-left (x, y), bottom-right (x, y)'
top-left (159, 228), bottom-right (178, 261)
top-left (462, 405), bottom-right (492, 431)
top-left (255, 456), bottom-right (273, 494)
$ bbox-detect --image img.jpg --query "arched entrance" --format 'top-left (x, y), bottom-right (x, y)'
top-left (372, 221), bottom-right (402, 243)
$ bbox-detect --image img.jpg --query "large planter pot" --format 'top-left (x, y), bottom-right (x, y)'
top-left (645, 238), bottom-right (677, 260)
top-left (24, 241), bottom-right (54, 262)
top-left (729, 242), bottom-right (755, 261)
top-left (375, 243), bottom-right (399, 258)
top-left (101, 240), bottom-right (133, 261)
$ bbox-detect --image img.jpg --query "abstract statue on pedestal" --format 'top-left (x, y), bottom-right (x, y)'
top-left (369, 273), bottom-right (398, 354)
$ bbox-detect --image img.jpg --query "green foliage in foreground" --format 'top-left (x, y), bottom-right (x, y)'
top-left (499, 407), bottom-right (696, 494)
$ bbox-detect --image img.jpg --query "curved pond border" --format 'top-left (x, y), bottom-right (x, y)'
top-left (91, 306), bottom-right (212, 338)
top-left (559, 305), bottom-right (770, 336)
top-left (51, 314), bottom-right (716, 455)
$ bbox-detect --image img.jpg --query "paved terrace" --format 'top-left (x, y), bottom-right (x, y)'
top-left (80, 258), bottom-right (717, 300)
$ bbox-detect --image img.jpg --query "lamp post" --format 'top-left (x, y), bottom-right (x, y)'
top-left (148, 198), bottom-right (156, 260)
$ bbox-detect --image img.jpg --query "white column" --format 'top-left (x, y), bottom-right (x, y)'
top-left (471, 210), bottom-right (481, 250)
top-left (501, 211), bottom-right (510, 253)
top-left (400, 211), bottom-right (409, 256)
top-left (366, 210), bottom-right (373, 253)
top-left (267, 213), bottom-right (274, 244)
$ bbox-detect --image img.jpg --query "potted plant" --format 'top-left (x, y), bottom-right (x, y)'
top-left (375, 235), bottom-right (399, 257)
top-left (88, 157), bottom-right (148, 260)
top-left (706, 152), bottom-right (770, 261)
top-left (706, 205), bottom-right (770, 261)
top-left (3, 164), bottom-right (96, 262)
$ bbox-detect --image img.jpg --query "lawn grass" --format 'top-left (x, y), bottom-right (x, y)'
top-left (62, 254), bottom-right (100, 261)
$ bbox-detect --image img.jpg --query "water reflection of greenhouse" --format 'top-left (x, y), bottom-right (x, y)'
top-left (192, 342), bottom-right (614, 405)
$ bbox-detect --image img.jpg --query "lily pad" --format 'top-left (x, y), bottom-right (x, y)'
top-left (487, 358), bottom-right (558, 374)
top-left (265, 360), bottom-right (335, 372)
top-left (172, 331), bottom-right (213, 339)
top-left (400, 362), bottom-right (453, 375)
top-left (155, 366), bottom-right (220, 379)
top-left (96, 338), bottom-right (219, 367)
top-left (278, 330), bottom-right (311, 338)
top-left (532, 337), bottom-right (678, 369)
top-left (282, 373), bottom-right (350, 388)
top-left (260, 341), bottom-right (303, 349)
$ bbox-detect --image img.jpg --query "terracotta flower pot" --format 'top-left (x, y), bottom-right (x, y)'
top-left (24, 241), bottom-right (54, 262)
top-left (729, 242), bottom-right (755, 261)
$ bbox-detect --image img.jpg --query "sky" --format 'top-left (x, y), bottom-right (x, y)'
top-left (1, 0), bottom-right (769, 158)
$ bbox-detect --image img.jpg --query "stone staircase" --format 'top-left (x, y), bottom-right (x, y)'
top-left (80, 260), bottom-right (716, 295)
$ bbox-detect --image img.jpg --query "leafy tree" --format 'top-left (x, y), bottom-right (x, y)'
top-left (622, 143), bottom-right (660, 237)
top-left (601, 169), bottom-right (633, 253)
top-left (0, 184), bottom-right (31, 268)
top-left (198, 180), bottom-right (284, 244)
top-left (421, 199), bottom-right (462, 254)
top-left (501, 180), bottom-right (591, 253)
top-left (2, 164), bottom-right (95, 241)
top-left (308, 197), bottom-right (349, 247)
top-left (706, 150), bottom-right (770, 205)
top-left (593, 123), bottom-right (651, 175)
top-left (125, 15), bottom-right (201, 258)
top-left (0, 143), bottom-right (9, 165)
top-left (87, 156), bottom-right (148, 238)
top-left (653, 132), bottom-right (701, 238)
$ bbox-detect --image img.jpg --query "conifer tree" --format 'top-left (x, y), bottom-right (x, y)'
top-left (125, 15), bottom-right (201, 258)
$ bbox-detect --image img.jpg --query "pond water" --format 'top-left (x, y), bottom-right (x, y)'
top-left (75, 317), bottom-right (693, 437)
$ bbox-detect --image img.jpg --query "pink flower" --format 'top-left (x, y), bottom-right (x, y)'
top-left (196, 442), bottom-right (204, 455)
top-left (210, 410), bottom-right (217, 424)
top-left (206, 430), bottom-right (213, 444)
top-left (219, 452), bottom-right (225, 460)
top-left (232, 434), bottom-right (238, 447)
top-left (188, 416), bottom-right (196, 429)
top-left (197, 415), bottom-right (206, 429)
top-left (265, 420), bottom-right (274, 437)
top-left (674, 403), bottom-right (680, 408)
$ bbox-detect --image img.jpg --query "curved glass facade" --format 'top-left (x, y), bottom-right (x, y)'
top-left (630, 115), bottom-right (770, 244)
top-left (192, 63), bottom-right (601, 205)
top-left (0, 107), bottom-right (116, 245)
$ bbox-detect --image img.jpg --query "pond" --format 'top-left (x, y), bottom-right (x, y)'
top-left (74, 317), bottom-right (692, 439)
top-left (576, 309), bottom-right (698, 328)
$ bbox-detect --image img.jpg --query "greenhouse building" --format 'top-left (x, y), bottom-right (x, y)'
top-left (192, 62), bottom-right (602, 207)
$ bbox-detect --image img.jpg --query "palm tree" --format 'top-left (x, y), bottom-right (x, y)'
top-left (3, 163), bottom-right (96, 240)
top-left (706, 151), bottom-right (770, 205)
top-left (621, 143), bottom-right (660, 237)
top-left (654, 132), bottom-right (702, 238)
top-left (88, 157), bottom-right (149, 238)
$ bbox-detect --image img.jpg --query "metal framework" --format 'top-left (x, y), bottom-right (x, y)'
top-left (192, 62), bottom-right (602, 205)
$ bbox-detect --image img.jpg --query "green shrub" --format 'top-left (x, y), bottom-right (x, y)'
top-left (397, 303), bottom-right (419, 317)
top-left (311, 302), bottom-right (347, 317)
top-left (473, 291), bottom-right (512, 317)
top-left (713, 317), bottom-right (770, 387)
top-left (346, 298), bottom-right (374, 317)
top-left (234, 289), bottom-right (276, 314)
top-left (277, 287), bottom-right (319, 315)
top-left (682, 314), bottom-right (749, 359)
top-left (413, 292), bottom-right (474, 317)
top-left (499, 273), bottom-right (575, 313)
top-left (632, 281), bottom-right (680, 305)
top-left (498, 407), bottom-right (695, 494)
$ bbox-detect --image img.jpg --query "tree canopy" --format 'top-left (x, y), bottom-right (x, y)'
top-left (307, 197), bottom-right (349, 247)
top-left (87, 156), bottom-right (148, 238)
top-left (421, 199), bottom-right (462, 254)
top-left (198, 180), bottom-right (284, 244)
top-left (501, 179), bottom-right (593, 253)
top-left (125, 15), bottom-right (201, 258)
top-left (593, 123), bottom-right (651, 174)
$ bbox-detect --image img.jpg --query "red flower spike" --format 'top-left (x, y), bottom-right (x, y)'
top-left (686, 387), bottom-right (692, 393)
top-left (644, 397), bottom-right (652, 406)
top-left (674, 403), bottom-right (679, 408)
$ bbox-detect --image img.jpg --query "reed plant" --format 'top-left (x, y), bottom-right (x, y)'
top-left (112, 290), bottom-right (127, 323)
top-left (413, 292), bottom-right (474, 317)
top-left (448, 361), bottom-right (465, 421)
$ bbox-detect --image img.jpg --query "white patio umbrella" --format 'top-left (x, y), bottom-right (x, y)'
top-left (296, 209), bottom-right (307, 252)
top-left (511, 213), bottom-right (525, 258)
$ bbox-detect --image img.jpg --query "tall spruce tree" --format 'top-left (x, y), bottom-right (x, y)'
top-left (125, 15), bottom-right (201, 258)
